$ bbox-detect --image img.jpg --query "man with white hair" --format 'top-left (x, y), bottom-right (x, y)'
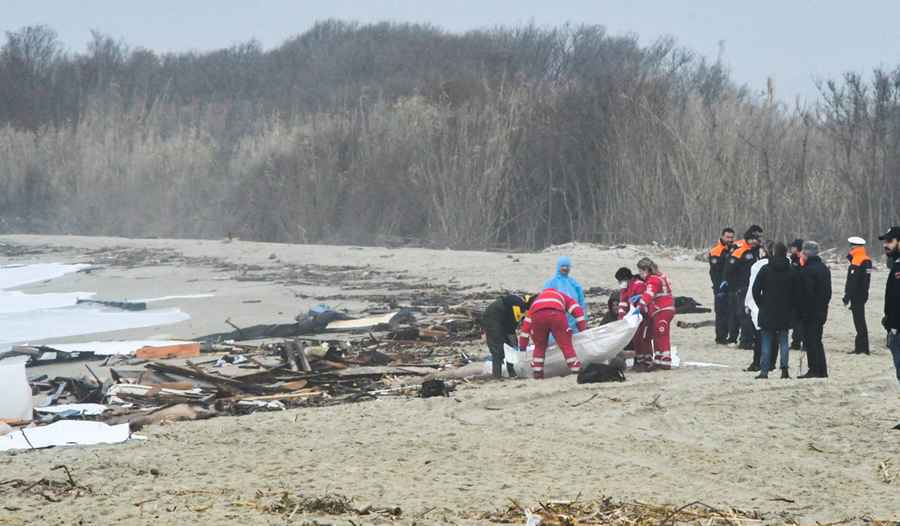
top-left (843, 236), bottom-right (872, 355)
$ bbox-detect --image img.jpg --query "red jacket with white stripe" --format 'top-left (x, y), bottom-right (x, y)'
top-left (639, 273), bottom-right (675, 317)
top-left (518, 289), bottom-right (587, 348)
top-left (618, 277), bottom-right (646, 319)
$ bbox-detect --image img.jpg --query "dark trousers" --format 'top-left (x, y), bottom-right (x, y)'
top-left (851, 303), bottom-right (869, 353)
top-left (727, 289), bottom-right (745, 343)
top-left (751, 330), bottom-right (767, 368)
top-left (714, 291), bottom-right (730, 342)
top-left (735, 288), bottom-right (755, 347)
top-left (486, 326), bottom-right (516, 378)
top-left (790, 317), bottom-right (803, 348)
top-left (802, 319), bottom-right (828, 377)
top-left (889, 333), bottom-right (900, 383)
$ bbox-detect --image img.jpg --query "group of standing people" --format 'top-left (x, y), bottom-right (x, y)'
top-left (708, 224), bottom-right (900, 383)
top-left (482, 255), bottom-right (676, 379)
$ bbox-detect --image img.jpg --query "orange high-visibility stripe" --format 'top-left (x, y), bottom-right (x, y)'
top-left (849, 246), bottom-right (871, 266)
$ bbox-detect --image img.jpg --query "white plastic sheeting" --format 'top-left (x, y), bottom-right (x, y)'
top-left (504, 310), bottom-right (642, 378)
top-left (0, 356), bottom-right (32, 422)
top-left (0, 421), bottom-right (134, 451)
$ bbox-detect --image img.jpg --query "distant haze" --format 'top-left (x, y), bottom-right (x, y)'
top-left (4, 0), bottom-right (900, 103)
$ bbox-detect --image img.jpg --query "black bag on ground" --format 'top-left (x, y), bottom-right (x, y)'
top-left (577, 361), bottom-right (626, 384)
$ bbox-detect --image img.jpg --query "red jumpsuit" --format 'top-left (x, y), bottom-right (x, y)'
top-left (518, 289), bottom-right (587, 379)
top-left (618, 277), bottom-right (651, 367)
top-left (639, 273), bottom-right (676, 369)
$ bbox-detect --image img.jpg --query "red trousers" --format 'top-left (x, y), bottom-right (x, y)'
top-left (529, 309), bottom-right (582, 379)
top-left (633, 320), bottom-right (652, 365)
top-left (649, 308), bottom-right (675, 369)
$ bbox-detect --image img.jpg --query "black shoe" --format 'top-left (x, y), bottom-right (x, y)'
top-left (893, 422), bottom-right (900, 431)
top-left (715, 339), bottom-right (727, 345)
top-left (790, 343), bottom-right (802, 350)
top-left (755, 372), bottom-right (768, 379)
top-left (798, 371), bottom-right (816, 379)
top-left (780, 368), bottom-right (790, 379)
top-left (745, 364), bottom-right (760, 372)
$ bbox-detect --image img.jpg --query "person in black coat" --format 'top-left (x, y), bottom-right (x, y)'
top-left (481, 293), bottom-right (533, 378)
top-left (843, 236), bottom-right (873, 354)
top-left (788, 238), bottom-right (805, 349)
top-left (752, 242), bottom-right (802, 379)
top-left (797, 241), bottom-right (832, 378)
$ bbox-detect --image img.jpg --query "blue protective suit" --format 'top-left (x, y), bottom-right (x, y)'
top-left (542, 255), bottom-right (587, 331)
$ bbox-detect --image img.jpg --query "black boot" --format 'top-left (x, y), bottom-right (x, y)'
top-left (781, 368), bottom-right (790, 379)
top-left (745, 363), bottom-right (760, 372)
top-left (755, 372), bottom-right (768, 379)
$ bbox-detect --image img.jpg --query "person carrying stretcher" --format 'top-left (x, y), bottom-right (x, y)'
top-left (637, 257), bottom-right (676, 370)
top-left (518, 288), bottom-right (588, 379)
top-left (615, 267), bottom-right (651, 368)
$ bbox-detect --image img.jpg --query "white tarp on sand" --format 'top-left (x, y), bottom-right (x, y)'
top-left (504, 310), bottom-right (642, 378)
top-left (0, 421), bottom-right (134, 451)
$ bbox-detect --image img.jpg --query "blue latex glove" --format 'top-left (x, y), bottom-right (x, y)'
top-left (719, 281), bottom-right (729, 292)
top-left (629, 294), bottom-right (641, 304)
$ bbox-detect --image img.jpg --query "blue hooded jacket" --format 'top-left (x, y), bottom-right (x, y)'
top-left (543, 256), bottom-right (587, 331)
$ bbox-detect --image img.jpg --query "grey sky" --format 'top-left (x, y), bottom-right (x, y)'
top-left (4, 0), bottom-right (900, 103)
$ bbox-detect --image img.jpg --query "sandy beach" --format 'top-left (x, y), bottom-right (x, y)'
top-left (1, 234), bottom-right (898, 525)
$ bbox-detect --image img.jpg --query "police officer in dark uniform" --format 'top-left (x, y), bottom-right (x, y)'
top-left (722, 229), bottom-right (761, 348)
top-left (843, 236), bottom-right (872, 355)
top-left (481, 293), bottom-right (532, 378)
top-left (709, 227), bottom-right (735, 344)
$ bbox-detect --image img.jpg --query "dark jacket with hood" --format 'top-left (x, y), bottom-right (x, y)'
top-left (799, 256), bottom-right (832, 323)
top-left (482, 295), bottom-right (528, 338)
top-left (752, 258), bottom-right (801, 331)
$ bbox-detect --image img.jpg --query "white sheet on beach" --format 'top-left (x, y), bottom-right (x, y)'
top-left (0, 356), bottom-right (32, 422)
top-left (504, 310), bottom-right (642, 378)
top-left (0, 421), bottom-right (134, 451)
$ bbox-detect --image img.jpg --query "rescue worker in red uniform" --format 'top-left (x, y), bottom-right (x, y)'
top-left (518, 288), bottom-right (587, 379)
top-left (636, 258), bottom-right (676, 370)
top-left (615, 267), bottom-right (651, 368)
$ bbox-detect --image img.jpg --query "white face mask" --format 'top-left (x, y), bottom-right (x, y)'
top-left (619, 281), bottom-right (628, 289)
